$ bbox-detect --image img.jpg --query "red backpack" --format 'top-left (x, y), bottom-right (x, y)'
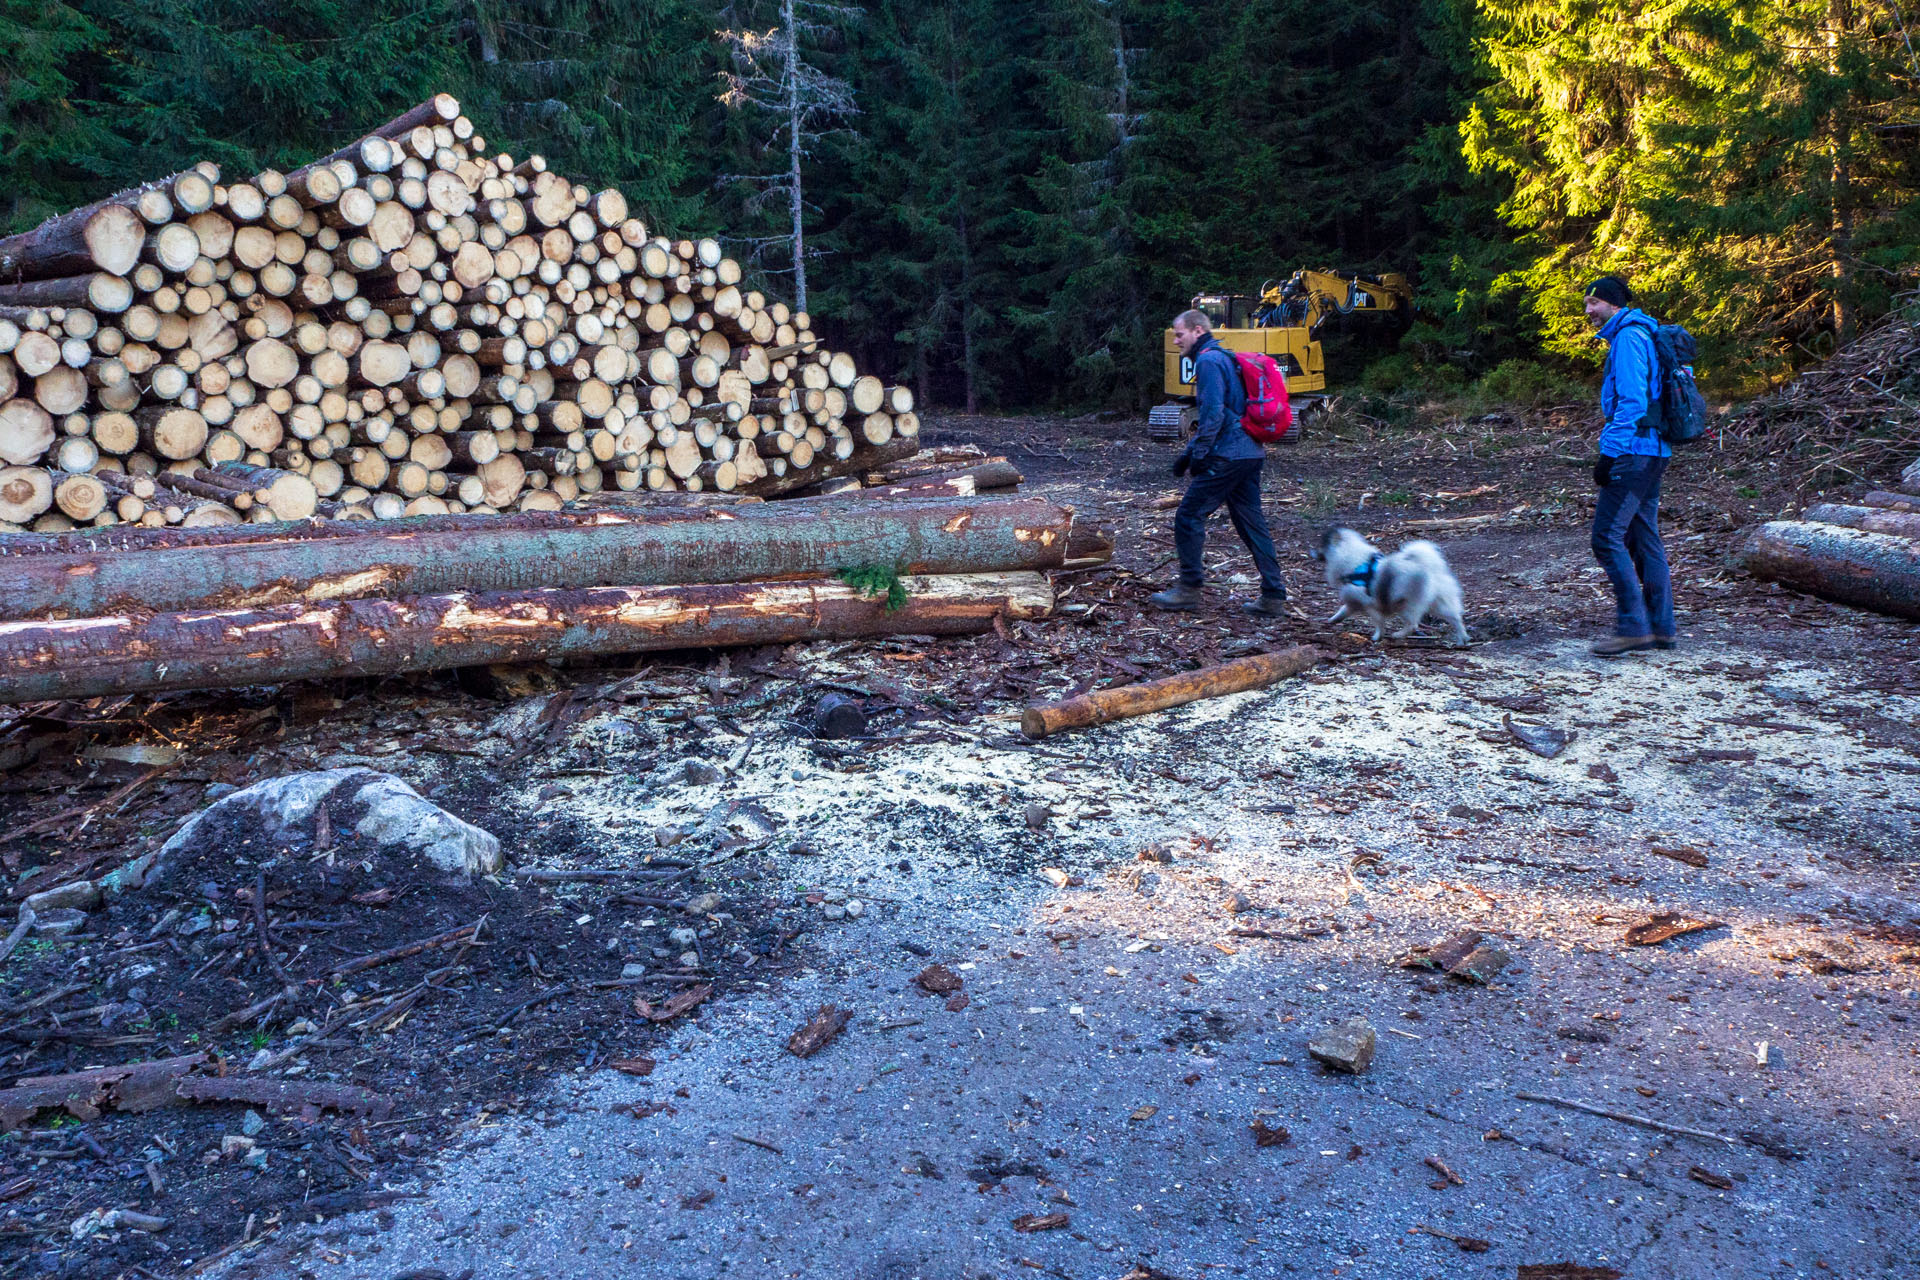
top-left (1222, 350), bottom-right (1295, 443)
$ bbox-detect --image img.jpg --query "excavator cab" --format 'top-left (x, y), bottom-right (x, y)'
top-left (1149, 270), bottom-right (1411, 441)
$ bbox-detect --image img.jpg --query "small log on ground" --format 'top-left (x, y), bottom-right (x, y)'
top-left (0, 572), bottom-right (1055, 702)
top-left (1860, 491), bottom-right (1920, 512)
top-left (867, 446), bottom-right (993, 483)
top-left (0, 497), bottom-right (1074, 619)
top-left (1021, 645), bottom-right (1324, 738)
top-left (1737, 520), bottom-right (1920, 620)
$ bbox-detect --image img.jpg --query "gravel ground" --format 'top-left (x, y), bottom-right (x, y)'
top-left (193, 412), bottom-right (1920, 1280)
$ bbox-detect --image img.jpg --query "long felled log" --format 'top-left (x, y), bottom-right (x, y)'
top-left (1021, 645), bottom-right (1324, 739)
top-left (0, 497), bottom-right (1075, 619)
top-left (0, 572), bottom-right (1054, 703)
top-left (1861, 491), bottom-right (1920, 512)
top-left (1802, 503), bottom-right (1920, 539)
top-left (1738, 520), bottom-right (1920, 620)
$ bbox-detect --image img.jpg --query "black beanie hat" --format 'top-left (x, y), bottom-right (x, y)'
top-left (1584, 276), bottom-right (1632, 308)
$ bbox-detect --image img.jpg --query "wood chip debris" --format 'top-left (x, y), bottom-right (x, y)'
top-left (1624, 914), bottom-right (1725, 947)
top-left (1650, 844), bottom-right (1710, 868)
top-left (633, 983), bottom-right (712, 1023)
top-left (786, 1004), bottom-right (852, 1058)
top-left (1251, 1119), bottom-right (1291, 1147)
top-left (1504, 713), bottom-right (1575, 759)
top-left (913, 964), bottom-right (964, 994)
top-left (1011, 1212), bottom-right (1070, 1233)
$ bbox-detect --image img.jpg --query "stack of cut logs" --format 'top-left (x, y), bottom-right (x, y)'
top-left (0, 93), bottom-right (921, 532)
top-left (1740, 457), bottom-right (1920, 620)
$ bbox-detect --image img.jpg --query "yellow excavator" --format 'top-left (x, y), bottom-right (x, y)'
top-left (1147, 269), bottom-right (1413, 441)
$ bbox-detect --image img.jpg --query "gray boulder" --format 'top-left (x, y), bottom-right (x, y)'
top-left (152, 768), bottom-right (502, 884)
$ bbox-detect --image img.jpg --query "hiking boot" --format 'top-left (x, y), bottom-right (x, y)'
top-left (1149, 584), bottom-right (1205, 612)
top-left (1591, 634), bottom-right (1658, 657)
top-left (1652, 635), bottom-right (1678, 650)
top-left (1241, 592), bottom-right (1289, 619)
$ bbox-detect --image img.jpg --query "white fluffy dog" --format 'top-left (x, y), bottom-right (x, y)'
top-left (1312, 526), bottom-right (1470, 646)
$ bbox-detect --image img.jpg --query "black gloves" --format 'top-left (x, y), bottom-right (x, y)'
top-left (1592, 455), bottom-right (1614, 488)
top-left (1171, 452), bottom-right (1193, 477)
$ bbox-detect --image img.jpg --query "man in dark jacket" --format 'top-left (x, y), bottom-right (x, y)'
top-left (1149, 310), bottom-right (1289, 616)
top-left (1583, 276), bottom-right (1675, 656)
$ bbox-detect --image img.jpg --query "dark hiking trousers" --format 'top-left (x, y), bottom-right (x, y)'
top-left (1174, 457), bottom-right (1287, 595)
top-left (1590, 453), bottom-right (1675, 638)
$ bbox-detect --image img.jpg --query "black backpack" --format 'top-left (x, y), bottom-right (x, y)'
top-left (1621, 314), bottom-right (1709, 446)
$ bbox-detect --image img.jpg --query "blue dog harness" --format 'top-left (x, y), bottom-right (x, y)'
top-left (1344, 555), bottom-right (1382, 594)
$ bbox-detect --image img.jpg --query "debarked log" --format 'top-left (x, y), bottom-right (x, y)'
top-left (1737, 520), bottom-right (1920, 620)
top-left (0, 572), bottom-right (1055, 702)
top-left (0, 497), bottom-right (1075, 619)
top-left (1021, 645), bottom-right (1323, 738)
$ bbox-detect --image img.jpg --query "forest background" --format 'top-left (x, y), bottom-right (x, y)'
top-left (4, 0), bottom-right (1917, 411)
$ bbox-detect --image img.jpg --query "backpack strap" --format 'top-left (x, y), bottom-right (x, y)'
top-left (1606, 314), bottom-right (1664, 436)
top-left (1200, 344), bottom-right (1247, 416)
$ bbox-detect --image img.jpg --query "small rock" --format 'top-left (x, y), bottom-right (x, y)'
top-left (1222, 892), bottom-right (1252, 915)
top-left (240, 1109), bottom-right (266, 1136)
top-left (683, 892), bottom-right (724, 916)
top-left (1024, 803), bottom-right (1053, 831)
top-left (668, 927), bottom-right (697, 947)
top-left (23, 881), bottom-right (102, 915)
top-left (285, 1019), bottom-right (318, 1036)
top-left (1138, 844), bottom-right (1174, 864)
top-left (822, 904), bottom-right (847, 921)
top-left (655, 824), bottom-right (691, 848)
top-left (153, 769), bottom-right (502, 882)
top-left (1308, 1017), bottom-right (1377, 1074)
top-left (787, 839), bottom-right (820, 856)
top-left (822, 888), bottom-right (848, 904)
top-left (1038, 867), bottom-right (1081, 889)
top-left (682, 760), bottom-right (725, 786)
top-left (221, 1135), bottom-right (256, 1159)
top-left (651, 947), bottom-right (673, 959)
top-left (203, 782), bottom-right (239, 801)
top-left (677, 951), bottom-right (698, 967)
top-left (844, 899), bottom-right (865, 919)
top-left (31, 908), bottom-right (87, 937)
top-left (621, 962), bottom-right (649, 979)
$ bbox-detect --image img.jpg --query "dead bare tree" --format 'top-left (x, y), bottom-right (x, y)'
top-left (718, 0), bottom-right (860, 313)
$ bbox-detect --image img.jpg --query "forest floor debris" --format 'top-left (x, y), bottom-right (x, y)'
top-left (0, 408), bottom-right (1916, 1277)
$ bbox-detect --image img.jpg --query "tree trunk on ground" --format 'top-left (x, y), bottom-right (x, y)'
top-left (0, 497), bottom-right (1077, 619)
top-left (1738, 520), bottom-right (1920, 619)
top-left (0, 572), bottom-right (1056, 703)
top-left (1802, 504), bottom-right (1920, 538)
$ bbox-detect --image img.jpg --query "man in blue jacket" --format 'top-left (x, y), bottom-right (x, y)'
top-left (1149, 310), bottom-right (1289, 617)
top-left (1584, 276), bottom-right (1675, 656)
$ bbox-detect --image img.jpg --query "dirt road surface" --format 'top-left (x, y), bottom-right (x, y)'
top-left (5, 411), bottom-right (1917, 1279)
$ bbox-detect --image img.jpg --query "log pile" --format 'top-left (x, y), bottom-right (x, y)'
top-left (0, 93), bottom-right (921, 533)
